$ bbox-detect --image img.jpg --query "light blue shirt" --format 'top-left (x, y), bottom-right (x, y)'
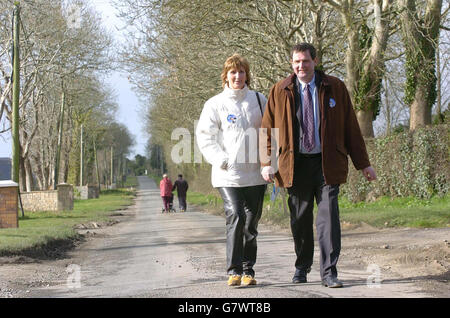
top-left (299, 75), bottom-right (321, 154)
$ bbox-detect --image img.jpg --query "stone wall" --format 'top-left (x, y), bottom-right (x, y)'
top-left (21, 184), bottom-right (73, 212)
top-left (0, 181), bottom-right (19, 228)
top-left (75, 185), bottom-right (99, 200)
top-left (21, 190), bottom-right (58, 212)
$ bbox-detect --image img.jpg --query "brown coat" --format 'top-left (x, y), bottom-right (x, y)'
top-left (260, 71), bottom-right (370, 187)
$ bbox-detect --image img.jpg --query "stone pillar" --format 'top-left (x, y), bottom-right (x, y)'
top-left (0, 181), bottom-right (19, 228)
top-left (57, 183), bottom-right (73, 211)
top-left (88, 184), bottom-right (99, 199)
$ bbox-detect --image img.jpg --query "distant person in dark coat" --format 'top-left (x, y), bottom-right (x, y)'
top-left (172, 174), bottom-right (189, 212)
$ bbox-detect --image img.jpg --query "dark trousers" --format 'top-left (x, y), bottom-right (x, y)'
top-left (162, 196), bottom-right (171, 211)
top-left (287, 155), bottom-right (341, 279)
top-left (178, 195), bottom-right (187, 210)
top-left (218, 185), bottom-right (266, 276)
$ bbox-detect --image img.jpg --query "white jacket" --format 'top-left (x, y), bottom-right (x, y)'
top-left (196, 85), bottom-right (269, 188)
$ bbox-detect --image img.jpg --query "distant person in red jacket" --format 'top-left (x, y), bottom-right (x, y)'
top-left (172, 174), bottom-right (189, 212)
top-left (160, 174), bottom-right (173, 213)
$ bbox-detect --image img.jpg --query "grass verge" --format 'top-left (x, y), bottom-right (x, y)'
top-left (339, 195), bottom-right (450, 228)
top-left (187, 190), bottom-right (450, 229)
top-left (123, 175), bottom-right (138, 188)
top-left (0, 189), bottom-right (136, 258)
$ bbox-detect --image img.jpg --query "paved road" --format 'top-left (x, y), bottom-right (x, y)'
top-left (33, 176), bottom-right (428, 298)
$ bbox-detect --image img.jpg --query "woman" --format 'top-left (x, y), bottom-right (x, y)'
top-left (160, 174), bottom-right (173, 213)
top-left (196, 54), bottom-right (268, 286)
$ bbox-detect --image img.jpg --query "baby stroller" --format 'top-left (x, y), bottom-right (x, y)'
top-left (168, 194), bottom-right (176, 212)
top-left (162, 194), bottom-right (176, 213)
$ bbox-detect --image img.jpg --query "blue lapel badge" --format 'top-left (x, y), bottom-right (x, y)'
top-left (329, 98), bottom-right (336, 108)
top-left (227, 114), bottom-right (237, 123)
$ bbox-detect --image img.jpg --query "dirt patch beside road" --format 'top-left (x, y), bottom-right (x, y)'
top-left (339, 224), bottom-right (449, 297)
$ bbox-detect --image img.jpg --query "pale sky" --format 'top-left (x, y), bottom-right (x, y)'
top-left (0, 0), bottom-right (146, 159)
top-left (95, 0), bottom-right (147, 159)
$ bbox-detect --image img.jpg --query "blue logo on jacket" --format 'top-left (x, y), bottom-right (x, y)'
top-left (227, 114), bottom-right (237, 123)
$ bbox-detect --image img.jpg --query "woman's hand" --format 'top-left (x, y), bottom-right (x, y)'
top-left (220, 158), bottom-right (229, 170)
top-left (261, 166), bottom-right (275, 183)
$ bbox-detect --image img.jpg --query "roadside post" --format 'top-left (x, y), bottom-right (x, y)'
top-left (0, 181), bottom-right (19, 228)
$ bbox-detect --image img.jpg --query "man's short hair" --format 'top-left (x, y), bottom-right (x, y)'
top-left (178, 174), bottom-right (183, 178)
top-left (291, 43), bottom-right (317, 60)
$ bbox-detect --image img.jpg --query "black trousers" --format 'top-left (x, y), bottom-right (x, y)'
top-left (177, 195), bottom-right (187, 210)
top-left (287, 155), bottom-right (341, 279)
top-left (218, 185), bottom-right (266, 276)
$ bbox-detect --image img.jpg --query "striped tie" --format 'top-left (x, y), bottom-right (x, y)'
top-left (302, 84), bottom-right (314, 152)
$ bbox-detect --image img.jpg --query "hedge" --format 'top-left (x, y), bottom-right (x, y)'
top-left (166, 124), bottom-right (449, 203)
top-left (341, 124), bottom-right (449, 202)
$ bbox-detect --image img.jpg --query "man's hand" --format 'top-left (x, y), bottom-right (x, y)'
top-left (361, 166), bottom-right (376, 182)
top-left (261, 166), bottom-right (275, 183)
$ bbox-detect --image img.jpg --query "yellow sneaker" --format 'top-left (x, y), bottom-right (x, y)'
top-left (227, 275), bottom-right (242, 286)
top-left (241, 275), bottom-right (257, 286)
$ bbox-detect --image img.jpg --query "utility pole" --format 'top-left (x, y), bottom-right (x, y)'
top-left (159, 146), bottom-right (164, 175)
top-left (110, 146), bottom-right (114, 187)
top-left (93, 138), bottom-right (100, 188)
top-left (53, 89), bottom-right (65, 189)
top-left (117, 155), bottom-right (122, 187)
top-left (11, 3), bottom-right (20, 183)
top-left (80, 124), bottom-right (84, 186)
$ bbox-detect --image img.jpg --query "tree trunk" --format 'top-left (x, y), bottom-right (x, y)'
top-left (19, 155), bottom-right (26, 192)
top-left (80, 124), bottom-right (84, 186)
top-left (110, 146), bottom-right (114, 186)
top-left (339, 4), bottom-right (376, 137)
top-left (361, 0), bottom-right (392, 137)
top-left (410, 87), bottom-right (431, 129)
top-left (11, 5), bottom-right (20, 184)
top-left (24, 157), bottom-right (33, 192)
top-left (400, 0), bottom-right (442, 131)
top-left (435, 9), bottom-right (443, 123)
top-left (53, 90), bottom-right (65, 189)
top-left (103, 152), bottom-right (109, 188)
top-left (94, 139), bottom-right (100, 186)
top-left (384, 77), bottom-right (392, 135)
top-left (356, 109), bottom-right (375, 138)
top-left (342, 15), bottom-right (359, 104)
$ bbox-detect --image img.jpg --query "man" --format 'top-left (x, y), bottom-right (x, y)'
top-left (172, 174), bottom-right (189, 212)
top-left (260, 43), bottom-right (376, 288)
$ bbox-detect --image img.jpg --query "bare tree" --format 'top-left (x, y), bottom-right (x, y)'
top-left (323, 0), bottom-right (395, 137)
top-left (0, 0), bottom-right (115, 190)
top-left (399, 0), bottom-right (443, 130)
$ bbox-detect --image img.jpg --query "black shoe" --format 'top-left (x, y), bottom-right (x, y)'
top-left (292, 268), bottom-right (310, 284)
top-left (321, 276), bottom-right (343, 288)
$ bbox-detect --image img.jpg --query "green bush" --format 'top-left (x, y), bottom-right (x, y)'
top-left (168, 125), bottom-right (448, 204)
top-left (180, 125), bottom-right (448, 228)
top-left (341, 124), bottom-right (449, 202)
